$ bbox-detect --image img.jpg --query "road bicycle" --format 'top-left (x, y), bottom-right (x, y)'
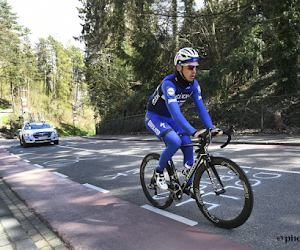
top-left (140, 126), bottom-right (253, 229)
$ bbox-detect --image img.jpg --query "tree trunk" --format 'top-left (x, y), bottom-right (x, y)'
top-left (172, 0), bottom-right (178, 50)
top-left (11, 80), bottom-right (15, 113)
top-left (206, 0), bottom-right (221, 62)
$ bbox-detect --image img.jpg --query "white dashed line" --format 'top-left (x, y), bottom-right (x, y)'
top-left (52, 172), bottom-right (68, 178)
top-left (24, 159), bottom-right (30, 162)
top-left (34, 164), bottom-right (44, 168)
top-left (141, 204), bottom-right (198, 226)
top-left (83, 183), bottom-right (110, 193)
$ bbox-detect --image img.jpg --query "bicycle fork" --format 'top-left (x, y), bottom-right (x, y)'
top-left (205, 156), bottom-right (226, 195)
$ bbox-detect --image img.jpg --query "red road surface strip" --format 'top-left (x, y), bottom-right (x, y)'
top-left (0, 146), bottom-right (253, 250)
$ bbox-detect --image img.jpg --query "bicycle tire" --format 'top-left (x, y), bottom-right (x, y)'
top-left (193, 156), bottom-right (253, 229)
top-left (140, 153), bottom-right (173, 209)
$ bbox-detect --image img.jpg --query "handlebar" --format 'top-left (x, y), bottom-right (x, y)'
top-left (220, 125), bottom-right (235, 148)
top-left (198, 125), bottom-right (235, 149)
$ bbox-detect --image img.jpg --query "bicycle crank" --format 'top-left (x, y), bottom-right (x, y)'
top-left (168, 182), bottom-right (183, 201)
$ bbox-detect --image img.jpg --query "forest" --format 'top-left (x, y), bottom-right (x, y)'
top-left (0, 0), bottom-right (93, 136)
top-left (0, 0), bottom-right (299, 136)
top-left (77, 0), bottom-right (300, 133)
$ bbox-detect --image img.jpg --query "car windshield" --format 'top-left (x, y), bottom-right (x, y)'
top-left (27, 124), bottom-right (51, 129)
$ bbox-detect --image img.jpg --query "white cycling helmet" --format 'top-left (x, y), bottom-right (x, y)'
top-left (174, 47), bottom-right (199, 66)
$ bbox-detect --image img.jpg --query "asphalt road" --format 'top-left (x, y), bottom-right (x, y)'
top-left (3, 137), bottom-right (300, 250)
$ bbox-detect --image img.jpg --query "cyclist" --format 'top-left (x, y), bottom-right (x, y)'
top-left (145, 47), bottom-right (222, 196)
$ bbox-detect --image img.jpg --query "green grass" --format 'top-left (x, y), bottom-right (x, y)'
top-left (56, 123), bottom-right (95, 137)
top-left (0, 115), bottom-right (9, 124)
top-left (0, 98), bottom-right (10, 110)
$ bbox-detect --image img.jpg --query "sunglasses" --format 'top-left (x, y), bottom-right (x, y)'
top-left (181, 64), bottom-right (198, 70)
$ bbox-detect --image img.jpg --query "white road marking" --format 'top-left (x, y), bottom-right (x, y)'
top-left (34, 164), bottom-right (44, 168)
top-left (24, 159), bottom-right (30, 162)
top-left (58, 145), bottom-right (146, 158)
top-left (241, 166), bottom-right (252, 169)
top-left (253, 172), bottom-right (281, 179)
top-left (252, 168), bottom-right (300, 174)
top-left (104, 173), bottom-right (128, 179)
top-left (43, 159), bottom-right (79, 166)
top-left (52, 172), bottom-right (68, 178)
top-left (284, 149), bottom-right (300, 152)
top-left (175, 198), bottom-right (194, 207)
top-left (83, 183), bottom-right (110, 193)
top-left (141, 204), bottom-right (198, 226)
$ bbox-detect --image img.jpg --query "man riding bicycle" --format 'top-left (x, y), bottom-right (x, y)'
top-left (145, 47), bottom-right (222, 197)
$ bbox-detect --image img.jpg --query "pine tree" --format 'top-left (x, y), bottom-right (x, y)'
top-left (0, 0), bottom-right (23, 112)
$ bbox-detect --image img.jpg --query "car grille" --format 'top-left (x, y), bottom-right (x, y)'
top-left (33, 132), bottom-right (51, 139)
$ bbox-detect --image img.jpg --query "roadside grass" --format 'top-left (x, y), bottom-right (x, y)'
top-left (0, 115), bottom-right (9, 124)
top-left (0, 95), bottom-right (96, 137)
top-left (56, 123), bottom-right (95, 137)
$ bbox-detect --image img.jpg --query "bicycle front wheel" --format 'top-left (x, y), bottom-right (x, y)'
top-left (193, 157), bottom-right (253, 229)
top-left (140, 153), bottom-right (173, 209)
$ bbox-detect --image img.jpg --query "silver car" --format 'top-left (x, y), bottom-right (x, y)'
top-left (18, 122), bottom-right (59, 147)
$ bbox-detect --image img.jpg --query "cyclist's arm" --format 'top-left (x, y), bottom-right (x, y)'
top-left (191, 81), bottom-right (215, 130)
top-left (161, 81), bottom-right (197, 136)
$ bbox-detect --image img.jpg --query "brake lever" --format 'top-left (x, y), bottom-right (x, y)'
top-left (199, 127), bottom-right (211, 139)
top-left (232, 126), bottom-right (238, 141)
top-left (208, 129), bottom-right (212, 144)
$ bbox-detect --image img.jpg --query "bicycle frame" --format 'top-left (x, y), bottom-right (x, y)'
top-left (167, 131), bottom-right (229, 198)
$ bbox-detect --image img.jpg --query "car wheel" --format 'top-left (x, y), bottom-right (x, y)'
top-left (54, 140), bottom-right (59, 145)
top-left (19, 139), bottom-right (23, 146)
top-left (22, 137), bottom-right (28, 148)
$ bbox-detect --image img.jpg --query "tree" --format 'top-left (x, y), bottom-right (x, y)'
top-left (49, 38), bottom-right (73, 101)
top-left (35, 38), bottom-right (53, 95)
top-left (255, 0), bottom-right (300, 94)
top-left (0, 0), bottom-right (23, 112)
top-left (69, 45), bottom-right (85, 104)
top-left (19, 27), bottom-right (36, 108)
top-left (78, 0), bottom-right (300, 123)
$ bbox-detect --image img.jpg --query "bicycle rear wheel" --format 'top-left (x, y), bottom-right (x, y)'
top-left (140, 153), bottom-right (173, 209)
top-left (193, 156), bottom-right (253, 229)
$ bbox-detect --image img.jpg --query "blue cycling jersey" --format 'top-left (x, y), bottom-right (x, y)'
top-left (146, 73), bottom-right (214, 135)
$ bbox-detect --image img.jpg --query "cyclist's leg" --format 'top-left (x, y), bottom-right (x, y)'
top-left (180, 134), bottom-right (194, 184)
top-left (160, 131), bottom-right (182, 171)
top-left (168, 121), bottom-right (194, 184)
top-left (145, 111), bottom-right (181, 172)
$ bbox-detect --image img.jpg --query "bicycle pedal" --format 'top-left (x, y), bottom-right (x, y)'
top-left (147, 184), bottom-right (155, 190)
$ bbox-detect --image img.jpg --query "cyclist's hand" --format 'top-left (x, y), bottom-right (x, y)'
top-left (212, 128), bottom-right (223, 137)
top-left (193, 129), bottom-right (207, 138)
top-left (194, 128), bottom-right (223, 138)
